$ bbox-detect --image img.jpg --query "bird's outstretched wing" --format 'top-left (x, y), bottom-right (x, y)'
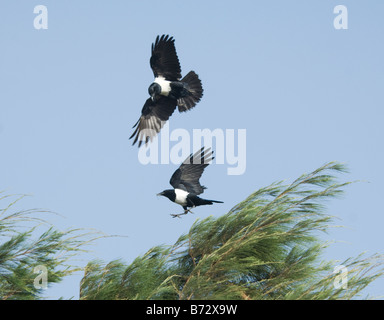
top-left (130, 96), bottom-right (177, 147)
top-left (150, 35), bottom-right (182, 81)
top-left (170, 147), bottom-right (213, 195)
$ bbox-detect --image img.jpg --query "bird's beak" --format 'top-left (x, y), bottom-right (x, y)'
top-left (151, 93), bottom-right (156, 102)
top-left (157, 192), bottom-right (163, 197)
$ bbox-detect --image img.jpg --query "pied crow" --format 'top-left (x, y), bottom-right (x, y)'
top-left (157, 147), bottom-right (223, 218)
top-left (130, 35), bottom-right (203, 147)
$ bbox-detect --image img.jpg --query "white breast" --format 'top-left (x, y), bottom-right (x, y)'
top-left (174, 188), bottom-right (189, 205)
top-left (154, 76), bottom-right (171, 96)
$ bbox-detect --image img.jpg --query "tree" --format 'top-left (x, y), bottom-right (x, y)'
top-left (0, 193), bottom-right (100, 300)
top-left (79, 162), bottom-right (384, 300)
top-left (1, 162), bottom-right (383, 300)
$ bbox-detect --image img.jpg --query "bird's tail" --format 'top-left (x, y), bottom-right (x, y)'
top-left (177, 71), bottom-right (203, 112)
top-left (198, 198), bottom-right (224, 206)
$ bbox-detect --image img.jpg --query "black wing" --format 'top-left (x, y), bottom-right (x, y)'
top-left (150, 35), bottom-right (182, 81)
top-left (170, 147), bottom-right (213, 195)
top-left (130, 96), bottom-right (177, 147)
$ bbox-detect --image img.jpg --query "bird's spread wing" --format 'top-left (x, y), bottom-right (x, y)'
top-left (150, 35), bottom-right (182, 81)
top-left (170, 147), bottom-right (213, 195)
top-left (130, 96), bottom-right (177, 147)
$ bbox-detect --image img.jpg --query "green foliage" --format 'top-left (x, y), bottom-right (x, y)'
top-left (0, 193), bottom-right (100, 300)
top-left (80, 247), bottom-right (177, 300)
top-left (2, 162), bottom-right (383, 300)
top-left (79, 162), bottom-right (384, 300)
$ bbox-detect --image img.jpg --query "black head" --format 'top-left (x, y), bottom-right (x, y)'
top-left (157, 189), bottom-right (175, 202)
top-left (148, 83), bottom-right (161, 101)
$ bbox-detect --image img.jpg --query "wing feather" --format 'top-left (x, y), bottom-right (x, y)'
top-left (150, 35), bottom-right (182, 81)
top-left (169, 147), bottom-right (213, 194)
top-left (130, 96), bottom-right (177, 147)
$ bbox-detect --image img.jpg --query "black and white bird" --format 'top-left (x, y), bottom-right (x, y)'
top-left (157, 147), bottom-right (223, 218)
top-left (130, 35), bottom-right (204, 147)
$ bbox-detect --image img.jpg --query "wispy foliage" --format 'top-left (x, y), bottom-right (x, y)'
top-left (79, 162), bottom-right (384, 300)
top-left (0, 193), bottom-right (101, 300)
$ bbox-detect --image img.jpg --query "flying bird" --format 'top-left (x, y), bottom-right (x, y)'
top-left (130, 35), bottom-right (204, 147)
top-left (157, 147), bottom-right (223, 218)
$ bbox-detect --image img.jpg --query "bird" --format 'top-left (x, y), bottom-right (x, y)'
top-left (130, 35), bottom-right (204, 147)
top-left (157, 147), bottom-right (223, 218)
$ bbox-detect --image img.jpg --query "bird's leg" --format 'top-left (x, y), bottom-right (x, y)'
top-left (171, 208), bottom-right (191, 218)
top-left (187, 206), bottom-right (196, 214)
top-left (170, 211), bottom-right (187, 218)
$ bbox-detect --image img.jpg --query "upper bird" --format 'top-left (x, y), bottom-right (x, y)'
top-left (157, 147), bottom-right (223, 218)
top-left (130, 35), bottom-right (204, 147)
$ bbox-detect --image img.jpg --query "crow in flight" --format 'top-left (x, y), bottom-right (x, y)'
top-left (130, 35), bottom-right (203, 147)
top-left (157, 147), bottom-right (223, 218)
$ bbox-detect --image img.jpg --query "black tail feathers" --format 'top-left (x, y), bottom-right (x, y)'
top-left (177, 71), bottom-right (203, 112)
top-left (205, 199), bottom-right (224, 205)
top-left (195, 197), bottom-right (224, 206)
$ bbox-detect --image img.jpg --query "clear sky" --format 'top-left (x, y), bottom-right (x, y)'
top-left (1, 0), bottom-right (383, 299)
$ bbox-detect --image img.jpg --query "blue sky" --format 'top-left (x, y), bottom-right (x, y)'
top-left (1, 1), bottom-right (383, 299)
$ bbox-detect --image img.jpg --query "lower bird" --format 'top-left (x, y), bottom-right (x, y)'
top-left (157, 147), bottom-right (223, 218)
